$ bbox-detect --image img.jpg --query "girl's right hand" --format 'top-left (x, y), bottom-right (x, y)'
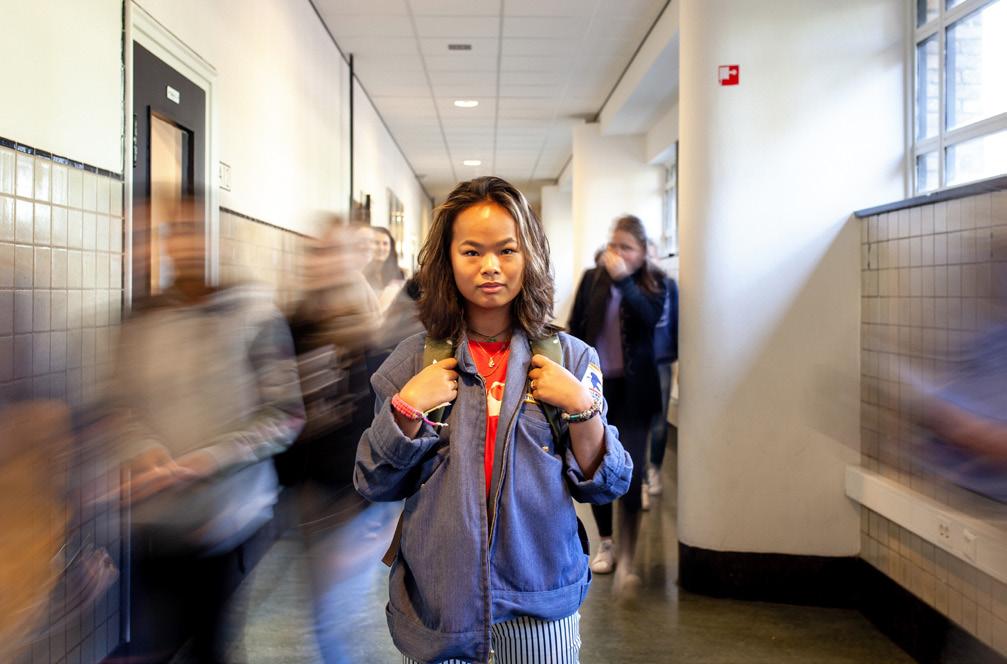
top-left (399, 357), bottom-right (460, 413)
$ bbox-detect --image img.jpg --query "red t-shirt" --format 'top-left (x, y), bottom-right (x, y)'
top-left (469, 340), bottom-right (510, 496)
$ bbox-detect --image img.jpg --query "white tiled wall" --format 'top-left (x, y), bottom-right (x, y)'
top-left (1, 145), bottom-right (123, 664)
top-left (859, 189), bottom-right (1007, 656)
top-left (219, 209), bottom-right (304, 311)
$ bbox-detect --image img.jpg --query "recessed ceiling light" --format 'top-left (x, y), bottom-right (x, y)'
top-left (463, 160), bottom-right (482, 166)
top-left (454, 100), bottom-right (479, 108)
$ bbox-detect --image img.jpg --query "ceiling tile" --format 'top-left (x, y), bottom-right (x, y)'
top-left (326, 14), bottom-right (414, 37)
top-left (428, 70), bottom-right (497, 87)
top-left (498, 84), bottom-right (556, 98)
top-left (336, 36), bottom-right (419, 56)
top-left (431, 82), bottom-right (498, 97)
top-left (423, 54), bottom-right (498, 72)
top-left (501, 38), bottom-right (582, 57)
top-left (361, 80), bottom-right (432, 97)
top-left (502, 16), bottom-right (591, 40)
top-left (413, 16), bottom-right (500, 38)
top-left (371, 96), bottom-right (438, 113)
top-left (419, 37), bottom-right (499, 56)
top-left (408, 0), bottom-right (500, 16)
top-left (501, 0), bottom-right (593, 17)
top-left (500, 70), bottom-right (564, 86)
top-left (500, 55), bottom-right (569, 72)
top-left (355, 55), bottom-right (425, 74)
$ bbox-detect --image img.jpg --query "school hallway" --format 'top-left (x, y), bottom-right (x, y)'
top-left (221, 449), bottom-right (913, 664)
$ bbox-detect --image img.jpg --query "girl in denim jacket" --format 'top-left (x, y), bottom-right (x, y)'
top-left (355, 176), bottom-right (632, 663)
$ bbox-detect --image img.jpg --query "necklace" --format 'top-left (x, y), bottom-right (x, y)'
top-left (471, 341), bottom-right (509, 376)
top-left (468, 325), bottom-right (510, 343)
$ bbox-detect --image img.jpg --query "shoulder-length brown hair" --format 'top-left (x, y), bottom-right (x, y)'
top-left (417, 176), bottom-right (560, 341)
top-left (613, 214), bottom-right (665, 295)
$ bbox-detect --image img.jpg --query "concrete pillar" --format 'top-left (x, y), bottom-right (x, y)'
top-left (541, 184), bottom-right (576, 325)
top-left (676, 0), bottom-right (905, 569)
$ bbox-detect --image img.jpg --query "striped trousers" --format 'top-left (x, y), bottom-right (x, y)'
top-left (401, 613), bottom-right (581, 664)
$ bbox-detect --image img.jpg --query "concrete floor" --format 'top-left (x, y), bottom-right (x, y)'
top-left (221, 454), bottom-right (913, 663)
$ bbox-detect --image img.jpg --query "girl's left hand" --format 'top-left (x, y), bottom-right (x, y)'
top-left (528, 355), bottom-right (594, 415)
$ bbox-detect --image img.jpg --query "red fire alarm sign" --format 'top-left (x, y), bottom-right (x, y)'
top-left (718, 65), bottom-right (740, 86)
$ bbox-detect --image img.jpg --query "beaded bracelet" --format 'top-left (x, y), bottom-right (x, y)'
top-left (391, 393), bottom-right (450, 428)
top-left (562, 389), bottom-right (603, 423)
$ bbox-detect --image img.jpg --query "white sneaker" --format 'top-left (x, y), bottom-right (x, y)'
top-left (590, 539), bottom-right (615, 574)
top-left (647, 466), bottom-right (663, 495)
top-left (641, 485), bottom-right (651, 511)
top-left (613, 565), bottom-right (642, 604)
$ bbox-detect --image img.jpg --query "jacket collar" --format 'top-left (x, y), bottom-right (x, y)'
top-left (453, 326), bottom-right (532, 379)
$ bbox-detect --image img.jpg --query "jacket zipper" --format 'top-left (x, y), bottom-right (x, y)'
top-left (479, 368), bottom-right (522, 664)
top-left (487, 392), bottom-right (522, 545)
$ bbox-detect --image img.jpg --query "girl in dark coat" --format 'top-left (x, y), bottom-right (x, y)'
top-left (568, 214), bottom-right (666, 596)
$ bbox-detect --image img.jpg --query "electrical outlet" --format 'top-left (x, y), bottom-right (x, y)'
top-left (937, 515), bottom-right (953, 549)
top-left (219, 162), bottom-right (232, 192)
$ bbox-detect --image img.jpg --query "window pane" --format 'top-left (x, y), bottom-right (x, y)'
top-left (945, 129), bottom-right (1007, 185)
top-left (916, 152), bottom-right (940, 192)
top-left (916, 35), bottom-right (940, 139)
top-left (919, 0), bottom-right (939, 25)
top-left (946, 0), bottom-right (1007, 131)
top-left (947, 0), bottom-right (966, 9)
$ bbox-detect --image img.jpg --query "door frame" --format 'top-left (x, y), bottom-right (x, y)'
top-left (125, 1), bottom-right (218, 309)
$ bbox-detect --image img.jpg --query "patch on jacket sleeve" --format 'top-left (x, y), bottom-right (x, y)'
top-left (581, 362), bottom-right (603, 394)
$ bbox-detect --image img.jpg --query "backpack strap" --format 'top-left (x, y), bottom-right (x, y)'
top-left (382, 336), bottom-right (454, 568)
top-left (530, 335), bottom-right (570, 459)
top-left (422, 337), bottom-right (455, 425)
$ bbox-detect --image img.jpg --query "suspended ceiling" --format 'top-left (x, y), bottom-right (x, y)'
top-left (313, 0), bottom-right (669, 201)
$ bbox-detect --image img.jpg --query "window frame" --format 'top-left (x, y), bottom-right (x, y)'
top-left (911, 0), bottom-right (1007, 193)
top-left (660, 142), bottom-right (679, 258)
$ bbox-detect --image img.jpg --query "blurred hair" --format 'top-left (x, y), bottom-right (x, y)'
top-left (417, 176), bottom-right (559, 341)
top-left (613, 214), bottom-right (664, 294)
top-left (368, 226), bottom-right (405, 289)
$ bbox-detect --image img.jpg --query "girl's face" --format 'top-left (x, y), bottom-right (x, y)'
top-left (450, 202), bottom-right (524, 314)
top-left (372, 229), bottom-right (392, 262)
top-left (607, 229), bottom-right (646, 273)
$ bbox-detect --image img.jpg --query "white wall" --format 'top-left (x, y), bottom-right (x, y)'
top-left (353, 80), bottom-right (430, 274)
top-left (677, 0), bottom-right (906, 556)
top-left (645, 101), bottom-right (679, 165)
top-left (570, 123), bottom-right (664, 280)
top-left (541, 185), bottom-right (575, 325)
top-left (0, 0), bottom-right (122, 172)
top-left (134, 0), bottom-right (349, 235)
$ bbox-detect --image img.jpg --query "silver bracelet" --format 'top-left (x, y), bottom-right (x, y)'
top-left (562, 390), bottom-right (603, 423)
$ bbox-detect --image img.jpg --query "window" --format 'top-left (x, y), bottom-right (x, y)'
top-left (913, 0), bottom-right (1007, 192)
top-left (660, 143), bottom-right (678, 258)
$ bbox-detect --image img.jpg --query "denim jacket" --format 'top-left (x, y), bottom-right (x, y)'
top-left (355, 329), bottom-right (632, 663)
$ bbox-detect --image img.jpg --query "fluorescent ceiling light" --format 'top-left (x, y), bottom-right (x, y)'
top-left (463, 160), bottom-right (482, 166)
top-left (454, 100), bottom-right (479, 108)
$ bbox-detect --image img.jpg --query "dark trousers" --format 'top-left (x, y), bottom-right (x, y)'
top-left (592, 377), bottom-right (649, 538)
top-left (130, 539), bottom-right (240, 663)
top-left (648, 362), bottom-right (673, 468)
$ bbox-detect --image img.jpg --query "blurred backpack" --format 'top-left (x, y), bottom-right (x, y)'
top-left (653, 276), bottom-right (679, 365)
top-left (294, 342), bottom-right (355, 440)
